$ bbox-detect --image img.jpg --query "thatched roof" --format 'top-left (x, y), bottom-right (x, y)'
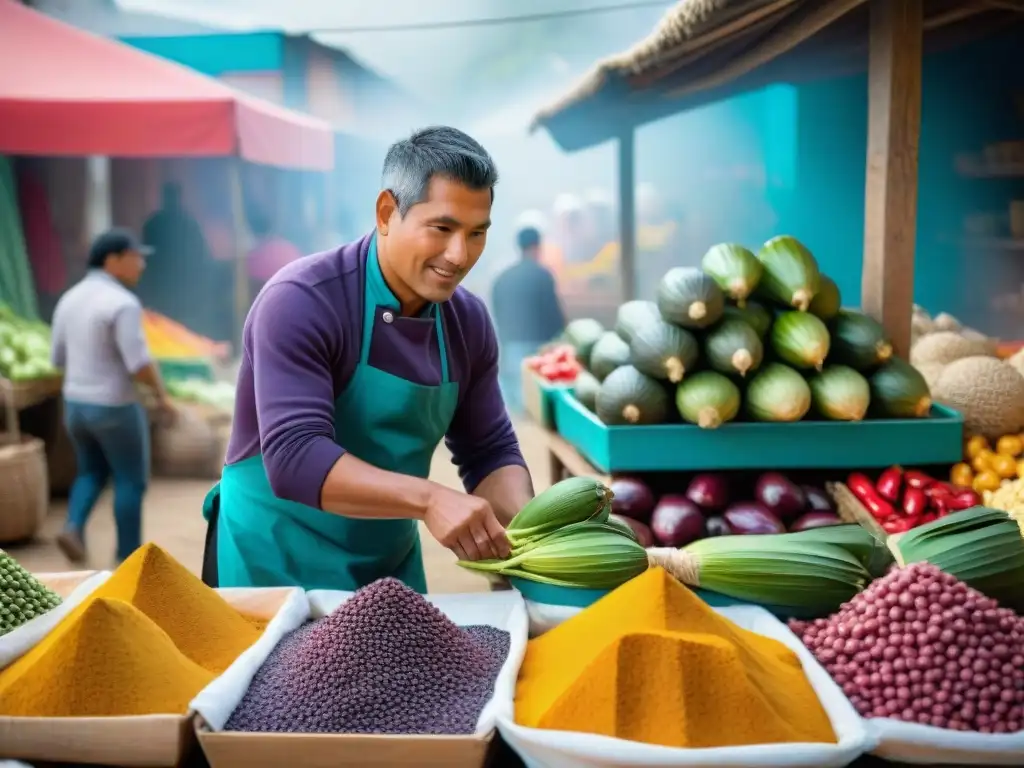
top-left (533, 0), bottom-right (1022, 152)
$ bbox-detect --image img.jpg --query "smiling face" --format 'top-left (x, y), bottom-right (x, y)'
top-left (375, 176), bottom-right (492, 314)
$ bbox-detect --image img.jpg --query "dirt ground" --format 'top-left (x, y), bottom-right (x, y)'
top-left (7, 420), bottom-right (553, 593)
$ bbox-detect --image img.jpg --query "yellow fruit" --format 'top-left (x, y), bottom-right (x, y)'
top-left (971, 451), bottom-right (995, 474)
top-left (973, 470), bottom-right (1002, 493)
top-left (997, 435), bottom-right (1024, 457)
top-left (950, 463), bottom-right (974, 487)
top-left (991, 453), bottom-right (1018, 479)
top-left (1017, 459), bottom-right (1024, 478)
top-left (965, 435), bottom-right (989, 460)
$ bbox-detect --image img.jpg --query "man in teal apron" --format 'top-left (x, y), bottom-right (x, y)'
top-left (201, 127), bottom-right (534, 592)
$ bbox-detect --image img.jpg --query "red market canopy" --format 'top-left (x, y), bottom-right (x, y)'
top-left (0, 0), bottom-right (334, 171)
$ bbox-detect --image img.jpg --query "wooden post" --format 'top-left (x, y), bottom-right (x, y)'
top-left (861, 0), bottom-right (923, 359)
top-left (229, 160), bottom-right (249, 350)
top-left (617, 128), bottom-right (638, 301)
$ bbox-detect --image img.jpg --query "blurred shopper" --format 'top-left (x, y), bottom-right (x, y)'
top-left (491, 225), bottom-right (566, 414)
top-left (50, 229), bottom-right (176, 566)
top-left (246, 207), bottom-right (303, 297)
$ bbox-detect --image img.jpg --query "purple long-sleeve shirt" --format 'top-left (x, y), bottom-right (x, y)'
top-left (225, 233), bottom-right (527, 509)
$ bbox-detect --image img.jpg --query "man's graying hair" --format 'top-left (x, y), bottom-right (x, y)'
top-left (382, 126), bottom-right (498, 216)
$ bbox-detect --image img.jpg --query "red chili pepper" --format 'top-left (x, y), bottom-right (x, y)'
top-left (924, 483), bottom-right (953, 501)
top-left (920, 512), bottom-right (938, 524)
top-left (848, 473), bottom-right (897, 520)
top-left (903, 470), bottom-right (935, 490)
top-left (947, 488), bottom-right (983, 511)
top-left (883, 518), bottom-right (913, 534)
top-left (902, 487), bottom-right (928, 518)
top-left (875, 466), bottom-right (903, 501)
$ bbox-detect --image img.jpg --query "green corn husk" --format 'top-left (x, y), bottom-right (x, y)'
top-left (459, 525), bottom-right (649, 589)
top-left (782, 524), bottom-right (894, 577)
top-left (506, 477), bottom-right (613, 545)
top-left (891, 506), bottom-right (1024, 611)
top-left (648, 532), bottom-right (872, 618)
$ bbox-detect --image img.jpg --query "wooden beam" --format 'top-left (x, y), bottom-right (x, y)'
top-left (617, 128), bottom-right (637, 301)
top-left (861, 0), bottom-right (922, 359)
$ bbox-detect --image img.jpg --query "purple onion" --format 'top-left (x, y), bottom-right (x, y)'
top-left (650, 495), bottom-right (706, 547)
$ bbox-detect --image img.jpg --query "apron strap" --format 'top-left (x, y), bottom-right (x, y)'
top-left (201, 489), bottom-right (220, 588)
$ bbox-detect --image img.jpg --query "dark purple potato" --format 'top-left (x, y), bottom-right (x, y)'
top-left (610, 514), bottom-right (655, 547)
top-left (754, 472), bottom-right (807, 520)
top-left (650, 495), bottom-right (706, 547)
top-left (609, 476), bottom-right (657, 522)
top-left (705, 516), bottom-right (732, 537)
top-left (684, 473), bottom-right (731, 511)
top-left (723, 501), bottom-right (786, 535)
top-left (801, 485), bottom-right (836, 515)
top-left (789, 512), bottom-right (842, 531)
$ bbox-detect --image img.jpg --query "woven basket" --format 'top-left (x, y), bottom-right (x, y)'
top-left (0, 381), bottom-right (49, 543)
top-left (151, 406), bottom-right (227, 480)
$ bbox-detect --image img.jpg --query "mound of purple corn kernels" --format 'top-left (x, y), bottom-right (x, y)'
top-left (790, 562), bottom-right (1024, 733)
top-left (225, 577), bottom-right (510, 734)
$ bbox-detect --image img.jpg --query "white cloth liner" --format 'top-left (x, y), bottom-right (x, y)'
top-left (497, 604), bottom-right (875, 768)
top-left (0, 570), bottom-right (111, 670)
top-left (189, 587), bottom-right (311, 730)
top-left (865, 717), bottom-right (1024, 765)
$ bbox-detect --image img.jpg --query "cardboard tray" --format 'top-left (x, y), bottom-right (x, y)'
top-left (553, 388), bottom-right (965, 473)
top-left (195, 590), bottom-right (529, 768)
top-left (0, 584), bottom-right (305, 767)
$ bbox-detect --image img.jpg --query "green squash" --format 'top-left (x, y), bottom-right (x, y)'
top-left (809, 365), bottom-right (871, 421)
top-left (722, 301), bottom-right (773, 339)
top-left (746, 363), bottom-right (812, 422)
top-left (704, 318), bottom-right (763, 378)
top-left (596, 365), bottom-right (670, 425)
top-left (615, 300), bottom-right (660, 343)
top-left (628, 316), bottom-right (700, 383)
top-left (701, 243), bottom-right (763, 307)
top-left (808, 275), bottom-right (842, 321)
top-left (869, 359), bottom-right (932, 418)
top-left (589, 332), bottom-right (631, 381)
top-left (829, 310), bottom-right (893, 371)
top-left (770, 311), bottom-right (831, 370)
top-left (656, 267), bottom-right (725, 329)
top-left (563, 318), bottom-right (605, 362)
top-left (573, 370), bottom-right (601, 412)
top-left (756, 235), bottom-right (821, 311)
top-left (675, 371), bottom-right (741, 429)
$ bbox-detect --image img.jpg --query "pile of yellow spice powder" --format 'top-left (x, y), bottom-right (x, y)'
top-left (514, 567), bottom-right (838, 749)
top-left (0, 544), bottom-right (263, 717)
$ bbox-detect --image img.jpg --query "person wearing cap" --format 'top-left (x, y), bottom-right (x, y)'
top-left (200, 127), bottom-right (533, 593)
top-left (49, 228), bottom-right (176, 565)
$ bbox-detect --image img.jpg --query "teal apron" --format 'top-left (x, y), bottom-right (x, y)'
top-left (202, 236), bottom-right (458, 592)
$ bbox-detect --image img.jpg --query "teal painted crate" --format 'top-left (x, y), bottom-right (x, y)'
top-left (521, 364), bottom-right (571, 430)
top-left (553, 389), bottom-right (963, 473)
top-left (158, 357), bottom-right (215, 383)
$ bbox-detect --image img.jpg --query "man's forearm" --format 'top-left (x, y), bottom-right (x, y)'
top-left (472, 464), bottom-right (534, 526)
top-left (133, 362), bottom-right (169, 400)
top-left (319, 453), bottom-right (435, 520)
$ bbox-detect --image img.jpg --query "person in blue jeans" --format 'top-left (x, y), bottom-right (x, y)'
top-left (49, 228), bottom-right (176, 565)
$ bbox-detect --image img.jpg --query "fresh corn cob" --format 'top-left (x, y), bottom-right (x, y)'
top-left (459, 523), bottom-right (647, 589)
top-left (890, 506), bottom-right (1024, 611)
top-left (506, 477), bottom-right (613, 546)
top-left (648, 530), bottom-right (873, 618)
top-left (776, 523), bottom-right (894, 577)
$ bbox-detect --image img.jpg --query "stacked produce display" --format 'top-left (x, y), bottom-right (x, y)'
top-left (523, 343), bottom-right (582, 384)
top-left (142, 310), bottom-right (229, 360)
top-left (845, 467), bottom-right (981, 534)
top-left (0, 303), bottom-right (57, 382)
top-left (165, 377), bottom-right (236, 413)
top-left (564, 236), bottom-right (931, 428)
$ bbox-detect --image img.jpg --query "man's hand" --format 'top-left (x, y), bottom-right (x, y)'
top-left (423, 485), bottom-right (511, 562)
top-left (155, 396), bottom-right (178, 426)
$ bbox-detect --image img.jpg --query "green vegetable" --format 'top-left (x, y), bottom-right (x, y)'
top-left (573, 370), bottom-right (601, 411)
top-left (704, 318), bottom-right (763, 377)
top-left (0, 306), bottom-right (58, 382)
top-left (1, 550), bottom-right (62, 636)
top-left (808, 275), bottom-right (842, 321)
top-left (770, 311), bottom-right (831, 370)
top-left (746, 363), bottom-right (812, 422)
top-left (656, 267), bottom-right (725, 329)
top-left (165, 378), bottom-right (235, 412)
top-left (614, 300), bottom-right (660, 343)
top-left (628, 315), bottom-right (700, 383)
top-left (588, 332), bottom-right (631, 381)
top-left (829, 310), bottom-right (893, 371)
top-left (701, 243), bottom-right (763, 307)
top-left (809, 365), bottom-right (871, 421)
top-left (756, 235), bottom-right (821, 311)
top-left (596, 365), bottom-right (670, 425)
top-left (563, 318), bottom-right (605, 362)
top-left (675, 371), bottom-right (741, 429)
top-left (723, 301), bottom-right (773, 339)
top-left (506, 477), bottom-right (613, 546)
top-left (869, 359), bottom-right (933, 418)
